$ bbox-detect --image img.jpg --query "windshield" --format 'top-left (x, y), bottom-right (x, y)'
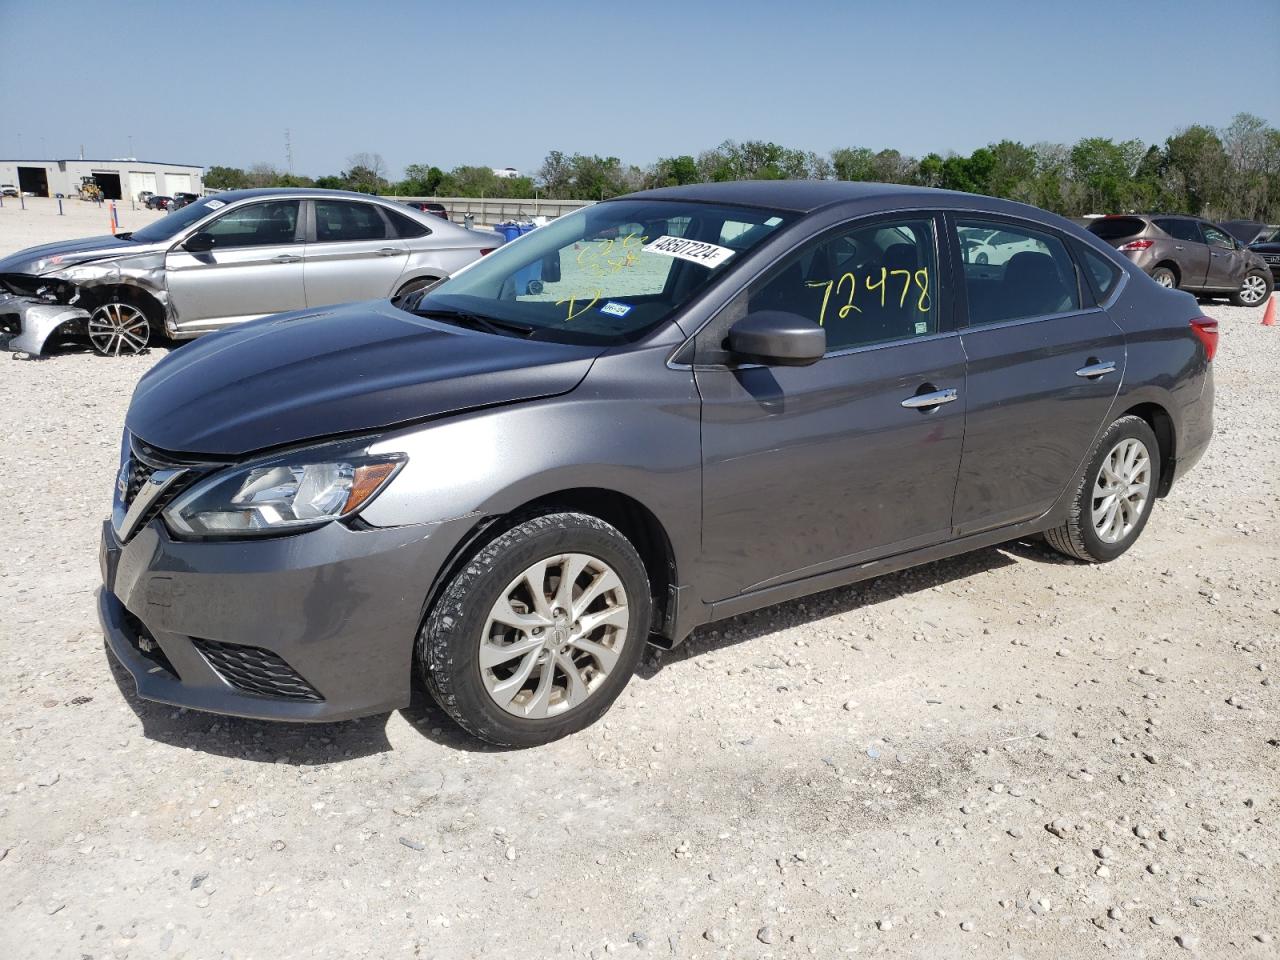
top-left (410, 200), bottom-right (789, 344)
top-left (129, 195), bottom-right (230, 243)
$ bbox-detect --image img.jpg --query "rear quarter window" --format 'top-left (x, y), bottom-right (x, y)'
top-left (1078, 244), bottom-right (1122, 302)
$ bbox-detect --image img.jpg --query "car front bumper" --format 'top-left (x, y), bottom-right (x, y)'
top-left (1, 291), bottom-right (89, 356)
top-left (99, 514), bottom-right (464, 722)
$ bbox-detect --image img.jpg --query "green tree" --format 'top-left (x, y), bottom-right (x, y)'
top-left (205, 165), bottom-right (248, 190)
top-left (400, 163), bottom-right (445, 196)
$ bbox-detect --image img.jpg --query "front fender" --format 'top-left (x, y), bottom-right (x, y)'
top-left (360, 344), bottom-right (703, 599)
top-left (3, 297), bottom-right (90, 356)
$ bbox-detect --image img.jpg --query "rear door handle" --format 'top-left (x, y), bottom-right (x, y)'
top-left (377, 247), bottom-right (401, 257)
top-left (1174, 245), bottom-right (1184, 250)
top-left (901, 388), bottom-right (958, 410)
top-left (271, 254), bottom-right (301, 264)
top-left (1075, 360), bottom-right (1117, 379)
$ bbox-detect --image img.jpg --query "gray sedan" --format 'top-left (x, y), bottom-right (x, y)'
top-left (99, 181), bottom-right (1215, 747)
top-left (0, 188), bottom-right (499, 356)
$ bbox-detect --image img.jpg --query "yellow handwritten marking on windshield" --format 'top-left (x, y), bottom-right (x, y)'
top-left (806, 267), bottom-right (933, 322)
top-left (576, 232), bottom-right (648, 278)
top-left (557, 290), bottom-right (602, 322)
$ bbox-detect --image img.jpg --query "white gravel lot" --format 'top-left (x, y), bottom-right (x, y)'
top-left (1, 201), bottom-right (1278, 959)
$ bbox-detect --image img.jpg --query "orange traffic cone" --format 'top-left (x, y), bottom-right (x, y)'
top-left (1263, 294), bottom-right (1277, 327)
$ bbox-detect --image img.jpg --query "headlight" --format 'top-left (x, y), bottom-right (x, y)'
top-left (163, 446), bottom-right (405, 538)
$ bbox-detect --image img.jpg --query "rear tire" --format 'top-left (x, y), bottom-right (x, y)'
top-left (1231, 269), bottom-right (1272, 307)
top-left (418, 512), bottom-right (651, 747)
top-left (1044, 415), bottom-right (1161, 563)
top-left (1151, 266), bottom-right (1177, 289)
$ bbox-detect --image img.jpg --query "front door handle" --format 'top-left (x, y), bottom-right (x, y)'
top-left (901, 387), bottom-right (958, 410)
top-left (271, 254), bottom-right (301, 264)
top-left (1075, 360), bottom-right (1117, 379)
top-left (377, 247), bottom-right (401, 257)
top-left (1174, 245), bottom-right (1184, 250)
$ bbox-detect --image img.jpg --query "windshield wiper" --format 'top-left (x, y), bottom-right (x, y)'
top-left (415, 308), bottom-right (536, 338)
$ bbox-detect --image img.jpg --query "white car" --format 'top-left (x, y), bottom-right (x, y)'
top-left (0, 184), bottom-right (18, 198)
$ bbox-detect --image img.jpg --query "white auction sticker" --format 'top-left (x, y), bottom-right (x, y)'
top-left (643, 235), bottom-right (735, 269)
top-left (205, 199), bottom-right (226, 209)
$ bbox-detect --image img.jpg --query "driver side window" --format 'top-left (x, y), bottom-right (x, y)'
top-left (748, 217), bottom-right (941, 352)
top-left (204, 200), bottom-right (300, 248)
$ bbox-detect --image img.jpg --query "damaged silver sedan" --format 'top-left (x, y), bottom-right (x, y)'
top-left (1, 188), bottom-right (499, 357)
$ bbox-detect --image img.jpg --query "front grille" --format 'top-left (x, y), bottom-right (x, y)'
top-left (192, 638), bottom-right (324, 702)
top-left (120, 609), bottom-right (180, 679)
top-left (117, 437), bottom-right (205, 542)
top-left (1263, 254), bottom-right (1280, 265)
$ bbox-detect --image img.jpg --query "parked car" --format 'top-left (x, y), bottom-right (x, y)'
top-left (1249, 225), bottom-right (1280, 283)
top-left (1219, 219), bottom-right (1273, 246)
top-left (145, 195), bottom-right (172, 210)
top-left (138, 190), bottom-right (154, 205)
top-left (170, 192), bottom-right (200, 211)
top-left (97, 180), bottom-right (1215, 746)
top-left (1088, 213), bottom-right (1273, 306)
top-left (1, 184), bottom-right (18, 198)
top-left (404, 200), bottom-right (449, 220)
top-left (0, 188), bottom-right (500, 357)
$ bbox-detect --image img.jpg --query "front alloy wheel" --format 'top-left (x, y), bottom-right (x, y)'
top-left (419, 512), bottom-right (651, 746)
top-left (1234, 271), bottom-right (1270, 307)
top-left (480, 553), bottom-right (629, 719)
top-left (88, 302), bottom-right (151, 356)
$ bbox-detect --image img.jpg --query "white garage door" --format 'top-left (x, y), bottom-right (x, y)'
top-left (165, 173), bottom-right (191, 193)
top-left (130, 171), bottom-right (157, 200)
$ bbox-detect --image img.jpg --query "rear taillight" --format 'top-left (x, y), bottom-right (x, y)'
top-left (1119, 239), bottom-right (1154, 251)
top-left (1190, 316), bottom-right (1218, 362)
top-left (479, 248), bottom-right (495, 256)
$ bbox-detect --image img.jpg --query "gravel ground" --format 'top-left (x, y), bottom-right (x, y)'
top-left (1, 207), bottom-right (1278, 957)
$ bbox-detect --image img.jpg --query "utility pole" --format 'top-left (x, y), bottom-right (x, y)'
top-left (285, 129), bottom-right (293, 173)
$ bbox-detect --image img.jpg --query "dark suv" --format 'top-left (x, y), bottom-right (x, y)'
top-left (1247, 226), bottom-right (1280, 283)
top-left (1088, 214), bottom-right (1273, 307)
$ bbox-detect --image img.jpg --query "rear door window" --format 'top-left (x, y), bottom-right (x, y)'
top-left (957, 219), bottom-right (1080, 325)
top-left (1154, 218), bottom-right (1202, 243)
top-left (313, 200), bottom-right (391, 242)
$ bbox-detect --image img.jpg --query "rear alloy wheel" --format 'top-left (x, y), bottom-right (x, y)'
top-left (1151, 266), bottom-right (1177, 289)
top-left (88, 301), bottom-right (151, 357)
top-left (1231, 269), bottom-right (1272, 307)
top-left (419, 512), bottom-right (651, 747)
top-left (1045, 415), bottom-right (1161, 563)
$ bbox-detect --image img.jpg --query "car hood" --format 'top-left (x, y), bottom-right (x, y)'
top-left (1250, 241), bottom-right (1280, 254)
top-left (127, 300), bottom-right (602, 456)
top-left (0, 235), bottom-right (165, 275)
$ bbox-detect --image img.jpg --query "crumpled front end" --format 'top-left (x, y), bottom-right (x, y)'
top-left (0, 290), bottom-right (91, 356)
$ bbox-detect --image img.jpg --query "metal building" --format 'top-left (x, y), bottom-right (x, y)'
top-left (0, 158), bottom-right (204, 200)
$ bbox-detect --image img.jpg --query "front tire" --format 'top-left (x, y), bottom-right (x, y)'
top-left (1045, 415), bottom-right (1160, 563)
top-left (88, 300), bottom-right (151, 357)
top-left (1231, 269), bottom-right (1272, 307)
top-left (419, 512), bottom-right (652, 747)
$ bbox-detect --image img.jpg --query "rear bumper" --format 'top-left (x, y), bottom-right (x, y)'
top-left (99, 514), bottom-right (462, 722)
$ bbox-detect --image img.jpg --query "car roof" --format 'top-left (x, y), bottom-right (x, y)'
top-left (208, 187), bottom-right (404, 203)
top-left (617, 180), bottom-right (966, 214)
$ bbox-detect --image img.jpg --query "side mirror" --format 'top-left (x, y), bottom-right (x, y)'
top-left (540, 251), bottom-right (562, 283)
top-left (728, 311), bottom-right (826, 366)
top-left (183, 232), bottom-right (215, 253)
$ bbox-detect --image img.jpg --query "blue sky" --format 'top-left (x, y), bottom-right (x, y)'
top-left (1, 0), bottom-right (1275, 179)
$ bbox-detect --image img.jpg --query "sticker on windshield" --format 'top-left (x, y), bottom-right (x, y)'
top-left (206, 199), bottom-right (226, 209)
top-left (643, 235), bottom-right (735, 269)
top-left (599, 301), bottom-right (632, 318)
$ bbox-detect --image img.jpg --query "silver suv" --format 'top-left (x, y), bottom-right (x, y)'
top-left (0, 188), bottom-right (499, 357)
top-left (1088, 213), bottom-right (1273, 306)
